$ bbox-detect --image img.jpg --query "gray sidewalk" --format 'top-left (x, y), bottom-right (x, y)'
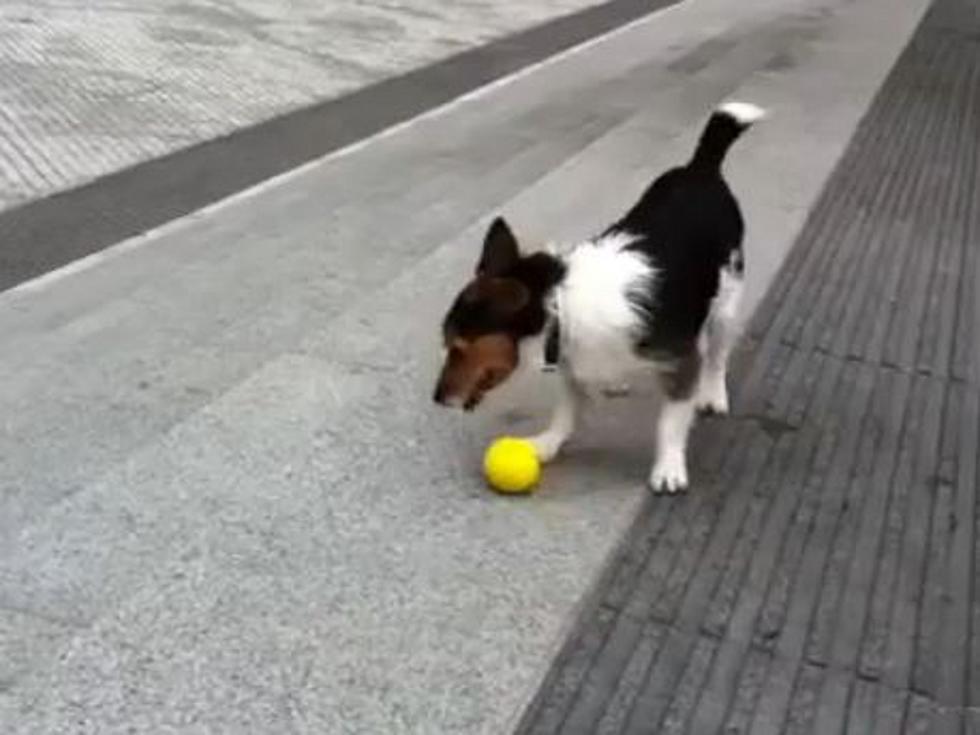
top-left (0, 0), bottom-right (605, 212)
top-left (0, 0), bottom-right (939, 732)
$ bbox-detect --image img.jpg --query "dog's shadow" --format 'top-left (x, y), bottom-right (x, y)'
top-left (486, 377), bottom-right (735, 499)
top-left (542, 445), bottom-right (650, 497)
top-left (491, 383), bottom-right (662, 496)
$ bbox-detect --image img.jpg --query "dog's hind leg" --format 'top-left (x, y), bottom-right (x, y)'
top-left (697, 264), bottom-right (743, 415)
top-left (651, 349), bottom-right (700, 494)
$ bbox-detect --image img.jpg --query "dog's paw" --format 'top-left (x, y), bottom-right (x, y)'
top-left (696, 375), bottom-right (729, 416)
top-left (526, 433), bottom-right (565, 464)
top-left (649, 454), bottom-right (689, 494)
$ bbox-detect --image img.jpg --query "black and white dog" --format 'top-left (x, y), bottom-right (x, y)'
top-left (433, 102), bottom-right (763, 493)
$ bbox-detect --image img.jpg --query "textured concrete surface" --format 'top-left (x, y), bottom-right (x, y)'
top-left (0, 0), bottom-right (612, 212)
top-left (0, 0), bottom-right (683, 294)
top-left (0, 0), bottom-right (933, 731)
top-left (518, 0), bottom-right (980, 732)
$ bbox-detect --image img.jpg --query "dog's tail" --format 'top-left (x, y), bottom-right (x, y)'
top-left (688, 101), bottom-right (766, 173)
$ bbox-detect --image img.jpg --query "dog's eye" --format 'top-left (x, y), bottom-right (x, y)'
top-left (479, 370), bottom-right (503, 391)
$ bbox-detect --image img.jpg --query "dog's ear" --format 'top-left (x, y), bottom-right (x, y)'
top-left (477, 217), bottom-right (520, 276)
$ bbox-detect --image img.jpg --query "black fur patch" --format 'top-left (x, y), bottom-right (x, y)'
top-left (610, 163), bottom-right (744, 361)
top-left (444, 248), bottom-right (566, 344)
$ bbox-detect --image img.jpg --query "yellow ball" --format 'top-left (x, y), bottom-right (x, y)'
top-left (483, 437), bottom-right (541, 494)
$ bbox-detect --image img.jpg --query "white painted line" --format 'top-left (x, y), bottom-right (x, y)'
top-left (3, 0), bottom-right (685, 301)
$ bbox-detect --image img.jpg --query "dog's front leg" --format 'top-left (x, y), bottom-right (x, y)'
top-left (526, 370), bottom-right (580, 463)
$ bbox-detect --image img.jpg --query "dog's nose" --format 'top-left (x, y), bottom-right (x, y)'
top-left (433, 383), bottom-right (447, 405)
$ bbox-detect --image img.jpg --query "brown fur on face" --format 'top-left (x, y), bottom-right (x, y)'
top-left (433, 333), bottom-right (518, 410)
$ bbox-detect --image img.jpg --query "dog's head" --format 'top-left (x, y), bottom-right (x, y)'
top-left (433, 217), bottom-right (564, 411)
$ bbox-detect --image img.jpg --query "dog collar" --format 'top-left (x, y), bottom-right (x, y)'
top-left (542, 243), bottom-right (566, 372)
top-left (544, 316), bottom-right (561, 370)
top-left (543, 286), bottom-right (562, 371)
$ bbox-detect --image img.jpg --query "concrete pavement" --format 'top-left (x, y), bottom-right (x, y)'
top-left (0, 0), bottom-right (615, 213)
top-left (0, 0), bottom-right (684, 292)
top-left (0, 0), bottom-right (933, 731)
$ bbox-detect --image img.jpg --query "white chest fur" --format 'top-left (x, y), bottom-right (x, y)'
top-left (557, 233), bottom-right (656, 386)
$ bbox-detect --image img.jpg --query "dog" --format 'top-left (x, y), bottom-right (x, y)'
top-left (433, 101), bottom-right (763, 493)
